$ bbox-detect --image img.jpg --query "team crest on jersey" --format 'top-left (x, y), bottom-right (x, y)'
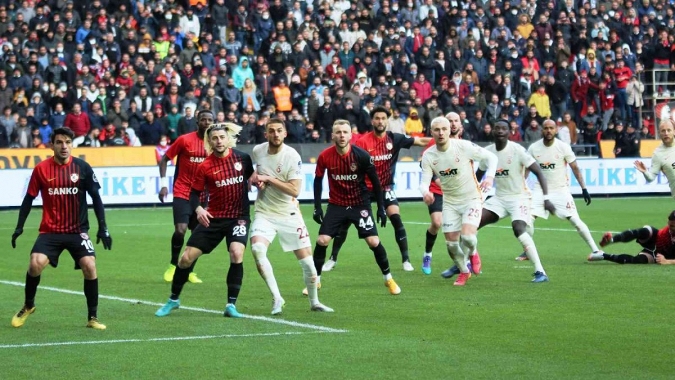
top-left (276, 164), bottom-right (282, 173)
top-left (432, 160), bottom-right (438, 165)
top-left (350, 163), bottom-right (358, 172)
top-left (360, 210), bottom-right (368, 218)
top-left (80, 233), bottom-right (89, 240)
top-left (386, 142), bottom-right (393, 150)
top-left (234, 162), bottom-right (242, 171)
top-left (455, 155), bottom-right (460, 163)
top-left (238, 219), bottom-right (247, 225)
top-left (70, 173), bottom-right (79, 183)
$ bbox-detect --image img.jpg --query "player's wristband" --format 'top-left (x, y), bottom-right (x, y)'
top-left (160, 177), bottom-right (168, 188)
top-left (543, 195), bottom-right (551, 201)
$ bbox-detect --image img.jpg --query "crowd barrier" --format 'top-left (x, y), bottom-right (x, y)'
top-left (599, 140), bottom-right (661, 159)
top-left (0, 147), bottom-right (158, 169)
top-left (0, 158), bottom-right (669, 207)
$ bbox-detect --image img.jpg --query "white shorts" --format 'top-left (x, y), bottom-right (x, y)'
top-left (441, 200), bottom-right (483, 233)
top-left (483, 196), bottom-right (532, 223)
top-left (251, 213), bottom-right (311, 252)
top-left (531, 190), bottom-right (578, 219)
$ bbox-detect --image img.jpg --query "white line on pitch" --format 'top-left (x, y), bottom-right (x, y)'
top-left (0, 331), bottom-right (321, 349)
top-left (0, 280), bottom-right (348, 334)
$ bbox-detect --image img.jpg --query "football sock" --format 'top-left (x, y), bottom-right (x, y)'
top-left (329, 225), bottom-right (349, 261)
top-left (227, 262), bottom-right (244, 305)
top-left (370, 242), bottom-right (391, 275)
top-left (251, 242), bottom-right (281, 300)
top-left (170, 262), bottom-right (193, 300)
top-left (613, 228), bottom-right (652, 243)
top-left (389, 214), bottom-right (410, 262)
top-left (460, 234), bottom-right (477, 257)
top-left (170, 232), bottom-right (185, 266)
top-left (84, 278), bottom-right (98, 319)
top-left (24, 272), bottom-right (40, 309)
top-left (313, 243), bottom-right (328, 276)
top-left (425, 229), bottom-right (437, 254)
top-left (570, 216), bottom-right (600, 252)
top-left (446, 240), bottom-right (468, 273)
top-left (603, 253), bottom-right (650, 264)
top-left (299, 256), bottom-right (319, 305)
top-left (526, 223), bottom-right (535, 237)
top-left (518, 233), bottom-right (545, 273)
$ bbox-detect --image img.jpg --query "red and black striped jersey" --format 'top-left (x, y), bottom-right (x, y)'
top-left (27, 156), bottom-right (100, 234)
top-left (655, 226), bottom-right (675, 259)
top-left (315, 144), bottom-right (374, 207)
top-left (164, 132), bottom-right (208, 200)
top-left (354, 131), bottom-right (414, 189)
top-left (192, 149), bottom-right (253, 219)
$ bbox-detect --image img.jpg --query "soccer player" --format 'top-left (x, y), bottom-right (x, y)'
top-left (155, 123), bottom-right (253, 318)
top-left (312, 119), bottom-right (401, 295)
top-left (419, 116), bottom-right (498, 286)
top-left (158, 110), bottom-right (213, 284)
top-left (10, 127), bottom-right (112, 330)
top-left (513, 119), bottom-right (602, 261)
top-left (421, 120), bottom-right (464, 275)
top-left (322, 106), bottom-right (431, 272)
top-left (450, 120), bottom-right (555, 283)
top-left (589, 210), bottom-right (675, 264)
top-left (249, 118), bottom-right (333, 314)
top-left (635, 120), bottom-right (675, 198)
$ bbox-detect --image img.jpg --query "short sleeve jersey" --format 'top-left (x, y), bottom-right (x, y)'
top-left (315, 144), bottom-right (374, 207)
top-left (485, 141), bottom-right (536, 197)
top-left (420, 139), bottom-right (490, 204)
top-left (164, 132), bottom-right (208, 200)
top-left (648, 144), bottom-right (675, 198)
top-left (27, 157), bottom-right (100, 234)
top-left (355, 131), bottom-right (414, 189)
top-left (527, 138), bottom-right (577, 192)
top-left (192, 149), bottom-right (254, 219)
top-left (252, 143), bottom-right (303, 216)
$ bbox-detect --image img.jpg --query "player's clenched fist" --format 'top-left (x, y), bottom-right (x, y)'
top-left (313, 208), bottom-right (324, 225)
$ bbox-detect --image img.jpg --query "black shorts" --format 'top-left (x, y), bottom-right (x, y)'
top-left (186, 218), bottom-right (250, 254)
top-left (319, 204), bottom-right (378, 239)
top-left (31, 233), bottom-right (96, 270)
top-left (173, 197), bottom-right (206, 230)
top-left (369, 189), bottom-right (399, 208)
top-left (427, 193), bottom-right (443, 214)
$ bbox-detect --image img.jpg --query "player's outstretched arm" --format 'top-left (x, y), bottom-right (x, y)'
top-left (569, 161), bottom-right (591, 205)
top-left (413, 137), bottom-right (433, 146)
top-left (656, 254), bottom-right (675, 265)
top-left (158, 154), bottom-right (171, 202)
top-left (634, 159), bottom-right (659, 183)
top-left (528, 162), bottom-right (556, 214)
top-left (12, 194), bottom-right (35, 248)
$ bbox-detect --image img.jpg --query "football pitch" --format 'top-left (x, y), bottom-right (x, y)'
top-left (1, 197), bottom-right (674, 379)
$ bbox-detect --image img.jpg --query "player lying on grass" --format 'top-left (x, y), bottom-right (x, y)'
top-left (588, 211), bottom-right (675, 264)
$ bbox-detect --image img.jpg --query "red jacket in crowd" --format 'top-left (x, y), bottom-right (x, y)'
top-left (63, 111), bottom-right (91, 137)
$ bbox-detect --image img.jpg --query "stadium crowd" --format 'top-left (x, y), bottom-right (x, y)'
top-left (0, 0), bottom-right (667, 157)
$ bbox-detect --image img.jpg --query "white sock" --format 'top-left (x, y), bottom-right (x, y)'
top-left (460, 234), bottom-right (477, 257)
top-left (299, 256), bottom-right (319, 306)
top-left (570, 216), bottom-right (600, 252)
top-left (424, 252), bottom-right (432, 257)
top-left (526, 223), bottom-right (534, 237)
top-left (517, 233), bottom-right (545, 274)
top-left (251, 243), bottom-right (282, 300)
top-left (446, 240), bottom-right (468, 273)
top-left (383, 273), bottom-right (392, 281)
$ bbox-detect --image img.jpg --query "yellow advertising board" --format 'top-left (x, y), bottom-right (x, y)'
top-left (599, 140), bottom-right (661, 159)
top-left (0, 147), bottom-right (158, 169)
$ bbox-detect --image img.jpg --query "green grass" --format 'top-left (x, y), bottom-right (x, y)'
top-left (1, 197), bottom-right (675, 379)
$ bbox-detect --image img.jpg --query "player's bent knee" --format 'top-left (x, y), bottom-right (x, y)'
top-left (460, 234), bottom-right (477, 248)
top-left (174, 224), bottom-right (188, 235)
top-left (178, 247), bottom-right (199, 268)
top-left (316, 235), bottom-right (331, 246)
top-left (511, 221), bottom-right (528, 237)
top-left (365, 236), bottom-right (380, 248)
top-left (294, 247), bottom-right (312, 260)
top-left (79, 257), bottom-right (97, 279)
top-left (28, 253), bottom-right (49, 276)
top-left (251, 242), bottom-right (268, 261)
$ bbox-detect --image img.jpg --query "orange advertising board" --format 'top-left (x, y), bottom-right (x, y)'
top-left (599, 140), bottom-right (661, 159)
top-left (0, 147), bottom-right (158, 169)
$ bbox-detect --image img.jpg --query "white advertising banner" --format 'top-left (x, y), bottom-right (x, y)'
top-left (0, 158), bottom-right (670, 207)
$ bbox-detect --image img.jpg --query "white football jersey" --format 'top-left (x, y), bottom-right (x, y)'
top-left (420, 139), bottom-right (497, 204)
top-left (647, 144), bottom-right (675, 198)
top-left (485, 141), bottom-right (535, 197)
top-left (252, 143), bottom-right (303, 216)
top-left (527, 138), bottom-right (577, 192)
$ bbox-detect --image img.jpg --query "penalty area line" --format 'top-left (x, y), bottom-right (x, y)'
top-left (0, 331), bottom-right (323, 349)
top-left (0, 280), bottom-right (348, 334)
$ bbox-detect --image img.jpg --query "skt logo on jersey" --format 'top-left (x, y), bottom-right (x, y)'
top-left (540, 162), bottom-right (556, 170)
top-left (438, 168), bottom-right (458, 177)
top-left (495, 168), bottom-right (510, 177)
top-left (372, 153), bottom-right (393, 162)
top-left (215, 176), bottom-right (244, 187)
top-left (331, 174), bottom-right (358, 180)
top-left (190, 157), bottom-right (205, 163)
top-left (48, 187), bottom-right (79, 195)
top-left (671, 162), bottom-right (675, 169)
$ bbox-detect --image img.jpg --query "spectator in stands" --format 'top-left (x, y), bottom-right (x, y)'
top-left (614, 123), bottom-right (641, 157)
top-left (64, 103), bottom-right (90, 146)
top-left (405, 108), bottom-right (424, 137)
top-left (138, 112), bottom-right (164, 146)
top-left (155, 135), bottom-right (171, 164)
top-left (640, 126), bottom-right (654, 140)
top-left (508, 120), bottom-right (523, 142)
top-left (626, 74), bottom-right (645, 131)
top-left (523, 120), bottom-right (543, 143)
